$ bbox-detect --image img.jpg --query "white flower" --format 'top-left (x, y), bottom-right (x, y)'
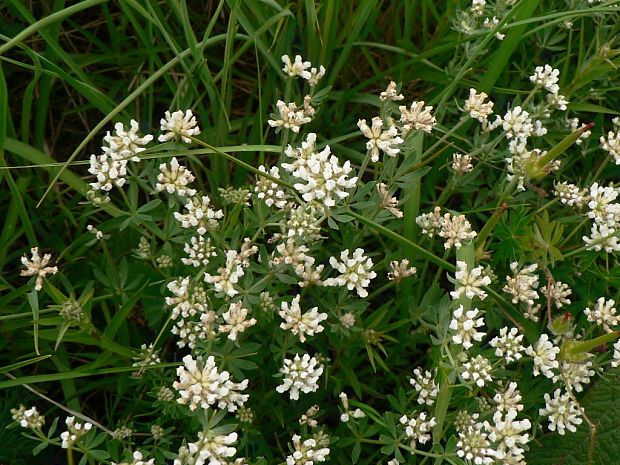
top-left (20, 247), bottom-right (58, 291)
top-left (292, 145), bottom-right (358, 208)
top-left (409, 368), bottom-right (438, 406)
top-left (450, 261), bottom-right (491, 301)
top-left (219, 302), bottom-right (256, 341)
top-left (102, 119), bottom-right (153, 161)
top-left (503, 262), bottom-right (539, 305)
top-left (494, 382), bottom-right (523, 413)
top-left (340, 312), bottom-right (356, 329)
top-left (416, 206), bottom-right (443, 238)
top-left (276, 353), bottom-right (324, 400)
top-left (357, 117), bottom-right (403, 162)
top-left (165, 277), bottom-right (207, 320)
top-left (283, 133), bottom-right (318, 173)
top-left (112, 450), bottom-right (155, 465)
top-left (460, 355), bottom-right (493, 387)
top-left (584, 297), bottom-right (619, 332)
top-left (399, 101), bottom-right (436, 134)
top-left (279, 295), bottom-right (328, 342)
top-left (88, 152), bottom-right (128, 191)
top-left (380, 81), bottom-right (404, 101)
top-left (174, 195), bottom-right (224, 235)
top-left (324, 248), bottom-right (377, 298)
top-left (554, 181), bottom-right (586, 207)
top-left (612, 339), bottom-right (620, 367)
top-left (339, 392), bottom-right (365, 422)
top-left (307, 66), bottom-right (326, 87)
top-left (449, 306), bottom-right (486, 349)
top-left (174, 431), bottom-right (238, 465)
top-left (547, 93), bottom-right (569, 110)
top-left (525, 334), bottom-right (559, 378)
top-left (387, 259), bottom-right (417, 282)
top-left (568, 118), bottom-right (592, 144)
top-left (583, 223), bottom-right (620, 253)
top-left (87, 224), bottom-right (104, 240)
top-left (268, 100), bottom-right (312, 133)
top-left (486, 409), bottom-right (531, 461)
top-left (601, 129), bottom-right (620, 164)
top-left (173, 354), bottom-right (248, 412)
top-left (456, 421), bottom-right (494, 465)
top-left (254, 165), bottom-right (289, 208)
top-left (282, 55), bottom-right (311, 79)
top-left (530, 64), bottom-right (560, 94)
top-left (377, 183), bottom-right (403, 218)
top-left (61, 416), bottom-right (93, 448)
top-left (545, 281), bottom-right (572, 309)
top-left (399, 413), bottom-right (436, 447)
top-left (182, 236), bottom-right (217, 267)
top-left (452, 153), bottom-right (474, 175)
top-left (587, 182), bottom-right (620, 226)
top-left (286, 434), bottom-right (330, 465)
top-left (156, 157), bottom-right (196, 197)
top-left (500, 106), bottom-right (533, 140)
top-left (11, 405), bottom-right (45, 429)
top-left (489, 327), bottom-right (525, 363)
top-left (464, 89), bottom-right (494, 123)
top-left (556, 359), bottom-right (595, 393)
top-left (204, 250), bottom-right (245, 297)
top-left (158, 110), bottom-right (201, 143)
top-left (539, 389), bottom-right (583, 435)
top-left (438, 213), bottom-right (477, 249)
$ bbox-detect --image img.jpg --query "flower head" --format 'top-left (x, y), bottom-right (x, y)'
top-left (20, 247), bottom-right (58, 291)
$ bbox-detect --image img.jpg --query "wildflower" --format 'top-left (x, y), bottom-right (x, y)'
top-left (272, 239), bottom-right (313, 269)
top-left (539, 389), bottom-right (583, 435)
top-left (156, 157), bottom-right (196, 197)
top-left (416, 206), bottom-right (443, 237)
top-left (376, 183), bottom-right (403, 218)
top-left (174, 195), bottom-right (224, 235)
top-left (438, 213), bottom-right (477, 249)
top-left (553, 181), bottom-right (587, 207)
top-left (339, 392), bottom-right (365, 422)
top-left (112, 425), bottom-right (133, 440)
top-left (292, 145), bottom-right (358, 207)
top-left (586, 182), bottom-right (620, 225)
top-left (287, 204), bottom-right (322, 241)
top-left (380, 81), bottom-right (404, 101)
top-left (387, 259), bottom-right (417, 282)
top-left (173, 354), bottom-right (249, 412)
top-left (324, 248), bottom-right (377, 298)
top-left (87, 224), bottom-right (104, 240)
top-left (494, 382), bottom-right (523, 413)
top-left (174, 431), bottom-right (238, 465)
top-left (11, 405), bottom-right (45, 429)
top-left (460, 354), bottom-right (493, 387)
top-left (219, 186), bottom-right (251, 206)
top-left (157, 386), bottom-right (175, 402)
top-left (166, 277), bottom-right (207, 320)
top-left (307, 66), bottom-right (326, 87)
top-left (489, 327), bottom-right (525, 363)
top-left (20, 247), bottom-right (58, 291)
top-left (456, 420), bottom-right (494, 465)
top-left (452, 153), bottom-right (474, 174)
top-left (112, 451), bottom-right (155, 465)
top-left (409, 368), bottom-right (438, 406)
top-left (283, 133), bottom-right (318, 172)
top-left (276, 353), bottom-right (324, 400)
top-left (399, 101), bottom-right (437, 134)
top-left (611, 339), bottom-right (620, 367)
top-left (499, 106), bottom-right (533, 140)
top-left (339, 312), bottom-right (356, 329)
top-left (486, 409), bottom-right (531, 461)
top-left (463, 89), bottom-right (494, 123)
top-left (503, 262), bottom-right (540, 305)
top-left (544, 281), bottom-right (572, 309)
top-left (151, 425), bottom-right (165, 440)
top-left (529, 65), bottom-right (560, 94)
top-left (61, 416), bottom-right (93, 448)
top-left (525, 333), bottom-right (560, 378)
top-left (450, 261), bottom-right (491, 301)
top-left (584, 297), bottom-right (619, 332)
top-left (568, 117), bottom-right (592, 145)
top-left (182, 236), bottom-right (217, 267)
top-left (204, 251), bottom-right (245, 297)
top-left (279, 295), bottom-right (328, 342)
top-left (254, 165), bottom-right (289, 208)
top-left (219, 302), bottom-right (257, 341)
top-left (102, 120), bottom-right (152, 161)
top-left (268, 100), bottom-right (312, 133)
top-left (449, 305), bottom-right (486, 349)
top-left (600, 129), bottom-right (620, 164)
top-left (357, 117), bottom-right (403, 162)
top-left (399, 413), bottom-right (436, 447)
top-left (547, 93), bottom-right (569, 111)
top-left (132, 343), bottom-right (161, 370)
top-left (471, 0), bottom-right (486, 16)
top-left (286, 434), bottom-right (330, 465)
top-left (281, 55), bottom-right (311, 79)
top-left (482, 16), bottom-right (505, 40)
top-left (556, 359), bottom-right (595, 393)
top-left (158, 110), bottom-right (201, 143)
top-left (583, 223), bottom-right (620, 253)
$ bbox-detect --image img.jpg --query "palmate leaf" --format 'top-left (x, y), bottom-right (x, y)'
top-left (526, 368), bottom-right (620, 465)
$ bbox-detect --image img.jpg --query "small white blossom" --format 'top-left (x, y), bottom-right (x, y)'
top-left (61, 416), bottom-right (93, 448)
top-left (450, 261), bottom-right (492, 301)
top-left (158, 110), bottom-right (201, 143)
top-left (283, 133), bottom-right (318, 173)
top-left (399, 101), bottom-right (436, 134)
top-left (438, 213), bottom-right (477, 249)
top-left (399, 413), bottom-right (436, 447)
top-left (601, 129), bottom-right (620, 164)
top-left (339, 392), bottom-right (365, 422)
top-left (584, 297), bottom-right (619, 332)
top-left (156, 157), bottom-right (196, 197)
top-left (282, 55), bottom-right (311, 79)
top-left (449, 305), bottom-right (486, 349)
top-left (279, 295), bottom-right (328, 342)
top-left (204, 250), bottom-right (245, 298)
top-left (554, 181), bottom-right (587, 207)
top-left (357, 117), bottom-right (403, 162)
top-left (547, 93), bottom-right (569, 111)
top-left (583, 223), bottom-right (620, 253)
top-left (340, 312), bottom-right (356, 329)
top-left (377, 183), bottom-right (403, 218)
top-left (489, 327), bottom-right (525, 363)
top-left (503, 262), bottom-right (539, 305)
top-left (20, 247), bottom-right (58, 291)
top-left (556, 359), bottom-right (595, 393)
top-left (11, 405), bottom-right (45, 429)
top-left (379, 81), bottom-right (404, 101)
top-left (544, 281), bottom-right (572, 309)
top-left (286, 434), bottom-right (330, 465)
top-left (525, 334), bottom-right (559, 378)
top-left (485, 409), bottom-right (531, 461)
top-left (307, 66), bottom-right (326, 87)
top-left (219, 302), bottom-right (257, 341)
top-left (460, 355), bottom-right (493, 387)
top-left (174, 195), bottom-right (224, 235)
top-left (87, 224), bottom-right (104, 240)
top-left (324, 248), bottom-right (377, 298)
top-left (530, 65), bottom-right (560, 94)
top-left (539, 389), bottom-right (583, 435)
top-left (409, 368), bottom-right (438, 406)
top-left (611, 339), bottom-right (620, 367)
top-left (456, 420), bottom-right (494, 465)
top-left (464, 89), bottom-right (494, 122)
top-left (112, 450), bottom-right (155, 465)
top-left (494, 382), bottom-right (523, 413)
top-left (182, 236), bottom-right (217, 267)
top-left (499, 106), bottom-right (533, 140)
top-left (452, 153), bottom-right (474, 175)
top-left (254, 165), bottom-right (289, 208)
top-left (387, 259), bottom-right (417, 282)
top-left (174, 431), bottom-right (239, 465)
top-left (268, 100), bottom-right (312, 133)
top-left (276, 353), bottom-right (324, 400)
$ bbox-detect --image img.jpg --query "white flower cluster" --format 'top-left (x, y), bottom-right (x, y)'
top-left (173, 354), bottom-right (249, 412)
top-left (204, 248), bottom-right (251, 298)
top-left (286, 433), bottom-right (330, 465)
top-left (112, 451), bottom-right (155, 465)
top-left (379, 81), bottom-right (404, 101)
top-left (452, 153), bottom-right (474, 175)
top-left (88, 120), bottom-right (153, 192)
top-left (582, 182), bottom-right (620, 253)
top-left (539, 389), bottom-right (583, 435)
top-left (279, 294), bottom-right (327, 342)
top-left (399, 412), bottom-right (436, 447)
top-left (387, 259), bottom-right (416, 282)
top-left (450, 261), bottom-right (492, 301)
top-left (409, 368), bottom-right (438, 406)
top-left (20, 247), bottom-right (58, 291)
top-left (357, 117), bottom-right (403, 162)
top-left (276, 353), bottom-right (324, 400)
top-left (182, 236), bottom-right (217, 267)
top-left (254, 165), bottom-right (289, 208)
top-left (503, 262), bottom-right (540, 319)
top-left (281, 54), bottom-right (325, 87)
top-left (377, 183), bottom-right (403, 218)
top-left (464, 88), bottom-right (494, 123)
top-left (158, 110), bottom-right (201, 143)
top-left (156, 156), bottom-right (196, 197)
top-left (449, 306), bottom-right (486, 349)
top-left (324, 248), bottom-right (377, 298)
top-left (219, 301), bottom-right (257, 341)
top-left (61, 416), bottom-right (93, 448)
top-left (461, 354), bottom-right (493, 387)
top-left (174, 195), bottom-right (224, 235)
top-left (174, 431), bottom-right (240, 465)
top-left (584, 297), bottom-right (619, 332)
top-left (339, 392), bottom-right (365, 422)
top-left (416, 207), bottom-right (477, 249)
top-left (489, 327), bottom-right (525, 363)
top-left (11, 405), bottom-right (45, 429)
top-left (525, 334), bottom-right (559, 378)
top-left (268, 100), bottom-right (313, 133)
top-left (399, 101), bottom-right (436, 134)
